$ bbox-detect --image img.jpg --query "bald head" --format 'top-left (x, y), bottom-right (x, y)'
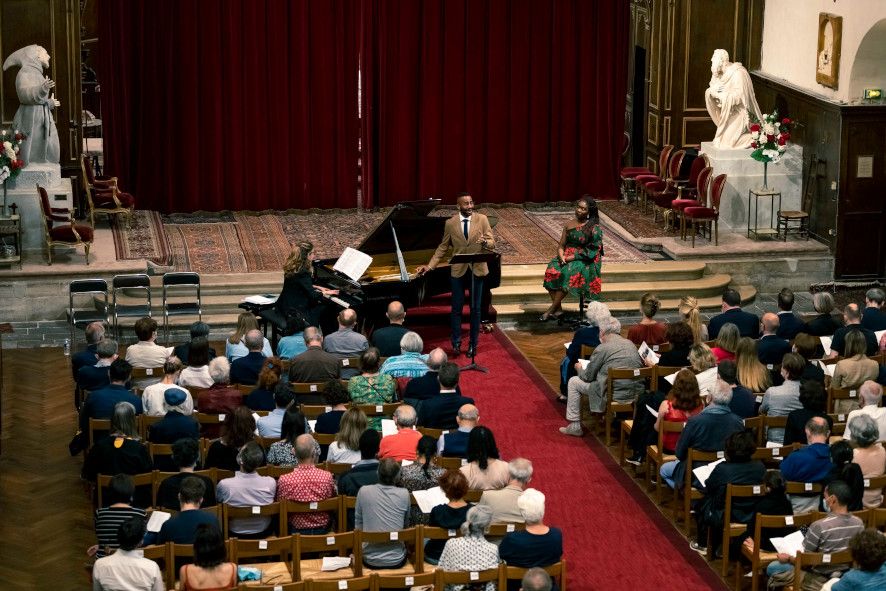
top-left (761, 313), bottom-right (779, 335)
top-left (85, 321), bottom-right (105, 345)
top-left (386, 301), bottom-right (406, 323)
top-left (294, 433), bottom-right (319, 463)
top-left (394, 405), bottom-right (417, 428)
top-left (427, 347), bottom-right (448, 370)
top-left (860, 380), bottom-right (883, 407)
top-left (456, 404), bottom-right (479, 427)
top-left (244, 329), bottom-right (264, 351)
top-left (303, 326), bottom-right (323, 346)
top-left (805, 416), bottom-right (830, 443)
top-left (844, 303), bottom-right (861, 324)
top-left (338, 308), bottom-right (357, 328)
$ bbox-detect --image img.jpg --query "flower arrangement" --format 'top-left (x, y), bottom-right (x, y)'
top-left (748, 110), bottom-right (793, 164)
top-left (0, 128), bottom-right (26, 186)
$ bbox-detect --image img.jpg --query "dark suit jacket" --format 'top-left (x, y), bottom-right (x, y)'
top-left (709, 308), bottom-right (760, 339)
top-left (861, 306), bottom-right (886, 331)
top-left (704, 461), bottom-right (767, 519)
top-left (776, 312), bottom-right (805, 340)
top-left (289, 346), bottom-right (341, 383)
top-left (402, 371), bottom-right (462, 402)
top-left (155, 472), bottom-right (217, 510)
top-left (427, 213), bottom-right (495, 278)
top-left (370, 324), bottom-right (410, 358)
top-left (802, 314), bottom-right (842, 337)
top-left (172, 342), bottom-right (217, 366)
top-left (440, 429), bottom-right (471, 458)
top-left (417, 392), bottom-right (476, 429)
top-left (728, 385), bottom-right (757, 419)
top-left (756, 335), bottom-right (792, 365)
top-left (674, 405), bottom-right (745, 485)
top-left (72, 344), bottom-right (98, 381)
top-left (77, 363), bottom-right (112, 392)
top-left (80, 384), bottom-right (144, 433)
top-left (230, 351), bottom-right (266, 385)
top-left (830, 325), bottom-right (878, 357)
top-left (148, 411), bottom-right (200, 444)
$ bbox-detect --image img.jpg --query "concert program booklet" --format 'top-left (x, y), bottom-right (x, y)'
top-left (333, 247), bottom-right (373, 282)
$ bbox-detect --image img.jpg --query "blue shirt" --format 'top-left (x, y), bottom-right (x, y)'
top-left (780, 442), bottom-right (833, 483)
top-left (277, 333), bottom-right (307, 359)
top-left (832, 563), bottom-right (886, 590)
top-left (379, 352), bottom-right (429, 378)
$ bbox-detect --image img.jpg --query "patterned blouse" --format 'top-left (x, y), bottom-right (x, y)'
top-left (396, 462), bottom-right (446, 525)
top-left (348, 373), bottom-right (397, 430)
top-left (438, 535), bottom-right (500, 591)
top-left (267, 440), bottom-right (299, 467)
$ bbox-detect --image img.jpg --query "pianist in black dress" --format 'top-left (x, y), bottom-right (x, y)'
top-left (263, 241), bottom-right (339, 338)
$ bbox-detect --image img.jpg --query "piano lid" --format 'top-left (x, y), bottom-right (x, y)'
top-left (357, 199), bottom-right (447, 255)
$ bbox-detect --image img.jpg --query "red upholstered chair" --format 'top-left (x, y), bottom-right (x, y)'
top-left (81, 153), bottom-right (135, 228)
top-left (684, 173), bottom-right (727, 247)
top-left (630, 145), bottom-right (674, 213)
top-left (39, 184), bottom-right (94, 265)
top-left (645, 149), bottom-right (686, 225)
top-left (674, 166), bottom-right (713, 239)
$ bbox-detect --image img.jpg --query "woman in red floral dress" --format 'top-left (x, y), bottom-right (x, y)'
top-left (540, 197), bottom-right (603, 320)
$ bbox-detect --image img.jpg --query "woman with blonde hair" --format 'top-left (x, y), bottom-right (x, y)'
top-left (627, 292), bottom-right (667, 346)
top-left (327, 408), bottom-right (368, 464)
top-left (679, 295), bottom-right (708, 343)
top-left (688, 343), bottom-right (718, 400)
top-left (734, 337), bottom-right (771, 393)
top-left (225, 312), bottom-right (272, 362)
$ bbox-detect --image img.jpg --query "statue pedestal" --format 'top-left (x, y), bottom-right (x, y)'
top-left (700, 142), bottom-right (803, 233)
top-left (3, 175), bottom-right (74, 253)
top-left (6, 163), bottom-right (62, 190)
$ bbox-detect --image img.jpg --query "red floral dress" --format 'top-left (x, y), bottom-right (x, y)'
top-left (542, 224), bottom-right (603, 300)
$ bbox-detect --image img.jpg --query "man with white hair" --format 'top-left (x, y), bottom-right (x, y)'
top-left (197, 357), bottom-right (241, 415)
top-left (557, 301), bottom-right (611, 400)
top-left (379, 332), bottom-right (429, 378)
top-left (478, 458), bottom-right (533, 523)
top-left (378, 405), bottom-right (422, 461)
top-left (323, 308), bottom-right (369, 378)
top-left (659, 378), bottom-right (744, 489)
top-left (288, 326), bottom-right (341, 383)
top-left (499, 488), bottom-right (563, 573)
top-left (403, 347), bottom-right (461, 405)
top-left (520, 568), bottom-right (553, 591)
top-left (847, 381), bottom-right (886, 443)
top-left (559, 316), bottom-right (643, 437)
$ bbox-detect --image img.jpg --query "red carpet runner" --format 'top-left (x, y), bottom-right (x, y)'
top-left (417, 325), bottom-right (726, 591)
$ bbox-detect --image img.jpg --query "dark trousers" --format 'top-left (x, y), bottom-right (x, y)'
top-left (450, 271), bottom-right (484, 348)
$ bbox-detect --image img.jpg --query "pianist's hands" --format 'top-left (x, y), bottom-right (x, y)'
top-left (415, 265), bottom-right (430, 276)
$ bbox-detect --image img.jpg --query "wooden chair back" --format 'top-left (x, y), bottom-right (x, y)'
top-left (282, 497), bottom-right (340, 535)
top-left (793, 549), bottom-right (853, 590)
top-left (293, 531), bottom-right (358, 580)
top-left (432, 456), bottom-right (465, 470)
top-left (309, 576), bottom-right (374, 591)
top-left (827, 386), bottom-right (860, 414)
top-left (88, 417), bottom-right (111, 448)
top-left (140, 415), bottom-right (164, 440)
top-left (716, 483), bottom-right (768, 575)
top-left (228, 534), bottom-right (294, 572)
top-left (97, 471), bottom-right (154, 508)
top-left (222, 502), bottom-right (284, 538)
top-left (291, 382), bottom-right (328, 394)
top-left (741, 512), bottom-right (818, 591)
top-left (355, 526), bottom-right (421, 573)
top-left (579, 344), bottom-right (595, 359)
top-left (677, 448), bottom-right (724, 533)
top-left (152, 469), bottom-right (218, 509)
top-left (653, 366), bottom-right (687, 392)
top-left (351, 402), bottom-right (400, 419)
top-left (785, 481), bottom-right (824, 495)
top-left (487, 522), bottom-right (527, 537)
top-left (434, 565), bottom-right (503, 588)
top-left (743, 416), bottom-right (764, 446)
top-left (300, 404), bottom-right (332, 420)
top-left (604, 367), bottom-right (652, 446)
top-left (761, 415), bottom-right (788, 443)
top-left (257, 465), bottom-right (295, 479)
top-left (417, 426), bottom-right (448, 439)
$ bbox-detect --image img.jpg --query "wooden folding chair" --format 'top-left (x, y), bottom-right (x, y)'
top-left (311, 432), bottom-right (336, 446)
top-left (646, 420), bottom-right (684, 504)
top-left (432, 456), bottom-right (465, 470)
top-left (579, 344), bottom-right (595, 359)
top-left (862, 474), bottom-right (886, 508)
top-left (760, 415), bottom-right (788, 445)
top-left (356, 526), bottom-right (421, 576)
top-left (752, 444), bottom-right (796, 468)
top-left (604, 367), bottom-right (652, 446)
top-left (240, 581), bottom-right (305, 591)
top-left (743, 416), bottom-right (764, 447)
top-left (373, 570), bottom-right (436, 589)
top-left (222, 502), bottom-right (285, 539)
top-left (293, 531), bottom-right (359, 581)
top-left (734, 511), bottom-right (818, 591)
top-left (229, 535), bottom-right (294, 586)
top-left (434, 565), bottom-right (503, 588)
top-left (652, 365), bottom-right (689, 392)
top-left (88, 417), bottom-right (111, 448)
top-left (97, 471), bottom-right (154, 508)
top-left (300, 404), bottom-right (333, 420)
top-left (257, 436), bottom-right (283, 451)
top-left (352, 402), bottom-right (400, 422)
top-left (140, 543), bottom-right (172, 590)
top-left (872, 507), bottom-right (886, 531)
top-left (827, 386), bottom-right (860, 414)
top-left (281, 497), bottom-right (340, 536)
top-left (319, 462), bottom-right (353, 478)
top-left (308, 576), bottom-right (374, 591)
top-left (794, 548), bottom-right (853, 590)
top-left (151, 468), bottom-right (219, 508)
top-left (257, 465), bottom-right (295, 479)
top-left (339, 495), bottom-right (358, 532)
top-left (710, 483), bottom-right (767, 576)
top-left (785, 481), bottom-right (824, 515)
top-left (676, 449), bottom-right (723, 533)
top-left (421, 525), bottom-right (462, 569)
top-left (503, 560), bottom-right (567, 591)
top-left (417, 426), bottom-right (448, 439)
top-left (291, 382), bottom-right (329, 395)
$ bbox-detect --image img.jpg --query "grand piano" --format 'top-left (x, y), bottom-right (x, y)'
top-left (312, 199), bottom-right (502, 331)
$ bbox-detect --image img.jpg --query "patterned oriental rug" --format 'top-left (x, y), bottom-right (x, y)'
top-left (111, 205), bottom-right (648, 273)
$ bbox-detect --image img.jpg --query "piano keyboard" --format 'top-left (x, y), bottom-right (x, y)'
top-left (324, 294), bottom-right (351, 309)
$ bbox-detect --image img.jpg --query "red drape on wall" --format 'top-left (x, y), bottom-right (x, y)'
top-left (361, 0), bottom-right (629, 207)
top-left (99, 0), bottom-right (361, 212)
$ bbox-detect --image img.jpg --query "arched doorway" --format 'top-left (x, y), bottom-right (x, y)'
top-left (848, 19), bottom-right (886, 100)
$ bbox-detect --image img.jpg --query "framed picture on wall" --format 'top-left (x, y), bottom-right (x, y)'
top-left (816, 13), bottom-right (842, 89)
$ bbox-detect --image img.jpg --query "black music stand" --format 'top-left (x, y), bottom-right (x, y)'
top-left (448, 251), bottom-right (498, 373)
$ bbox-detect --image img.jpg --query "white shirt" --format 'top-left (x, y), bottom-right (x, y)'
top-left (178, 365), bottom-right (213, 388)
top-left (124, 341), bottom-right (173, 368)
top-left (92, 548), bottom-right (164, 591)
top-left (141, 382), bottom-right (194, 417)
top-left (847, 406), bottom-right (886, 443)
top-left (459, 214), bottom-right (471, 237)
top-left (326, 441), bottom-right (361, 464)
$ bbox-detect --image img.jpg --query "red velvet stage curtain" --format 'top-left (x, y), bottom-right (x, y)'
top-left (98, 0), bottom-right (361, 212)
top-left (361, 0), bottom-right (629, 207)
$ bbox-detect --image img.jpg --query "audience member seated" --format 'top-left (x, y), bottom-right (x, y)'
top-left (830, 303), bottom-right (878, 358)
top-left (314, 379), bottom-right (350, 438)
top-left (688, 343), bottom-right (719, 400)
top-left (371, 300), bottom-right (410, 357)
top-left (478, 458), bottom-right (533, 523)
top-left (757, 313), bottom-right (792, 366)
top-left (275, 323), bottom-right (307, 360)
top-left (461, 426), bottom-right (510, 490)
top-left (216, 441), bottom-right (276, 537)
top-left (734, 337), bottom-right (772, 394)
top-left (339, 430), bottom-right (382, 500)
top-left (521, 568), bottom-right (554, 591)
top-left (229, 329), bottom-right (267, 386)
top-left (861, 287), bottom-right (886, 331)
top-left (323, 308), bottom-right (369, 379)
top-left (204, 407), bottom-right (258, 472)
top-left (558, 301), bottom-right (610, 396)
top-left (499, 489), bottom-right (564, 581)
top-left (72, 321), bottom-right (104, 382)
top-left (438, 404), bottom-right (478, 458)
top-left (779, 416), bottom-right (834, 514)
top-left (178, 337), bottom-right (214, 388)
top-left (679, 295), bottom-right (709, 343)
top-left (83, 402), bottom-right (152, 505)
top-left (380, 331), bottom-right (430, 378)
top-left (784, 380), bottom-right (833, 446)
top-left (256, 382), bottom-right (295, 438)
top-left (719, 360), bottom-right (756, 419)
top-left (438, 505), bottom-right (500, 588)
top-left (178, 524), bottom-right (237, 591)
top-left (846, 381), bottom-right (886, 443)
top-left (245, 356), bottom-right (284, 411)
top-left (277, 434), bottom-right (336, 534)
top-left (92, 474), bottom-right (146, 558)
top-left (559, 316), bottom-right (643, 437)
top-left (77, 338), bottom-right (118, 393)
top-left (627, 293), bottom-right (667, 347)
top-left (403, 347), bottom-right (458, 407)
top-left (659, 379), bottom-right (744, 489)
top-left (425, 470), bottom-right (473, 565)
top-left (143, 356), bottom-right (192, 416)
top-left (710, 322), bottom-right (739, 363)
top-left (355, 458), bottom-right (411, 569)
top-left (760, 353), bottom-right (806, 444)
top-left (709, 288), bottom-right (759, 339)
top-left (173, 321), bottom-right (217, 365)
top-left (765, 480), bottom-right (864, 590)
top-left (379, 405), bottom-right (422, 461)
top-left (288, 326), bottom-right (341, 383)
top-left (153, 477), bottom-right (219, 544)
top-left (80, 359), bottom-right (143, 436)
top-left (326, 408), bottom-right (367, 464)
top-left (801, 291), bottom-right (842, 337)
top-left (124, 316), bottom-right (173, 371)
top-left (91, 516), bottom-right (164, 591)
top-left (831, 528), bottom-right (886, 590)
top-left (737, 471), bottom-right (794, 558)
top-left (793, 333), bottom-right (827, 384)
top-left (645, 321), bottom-right (694, 369)
top-left (776, 288), bottom-right (805, 340)
top-left (349, 347), bottom-right (397, 431)
top-left (397, 435), bottom-right (447, 525)
top-left (225, 312), bottom-right (272, 362)
top-left (832, 331), bottom-right (879, 402)
top-left (418, 362), bottom-right (475, 429)
top-left (147, 387), bottom-right (199, 449)
top-left (824, 441), bottom-right (864, 512)
top-left (156, 438), bottom-right (216, 510)
top-left (266, 407), bottom-right (310, 467)
top-left (692, 430), bottom-right (766, 555)
top-left (196, 357), bottom-right (242, 420)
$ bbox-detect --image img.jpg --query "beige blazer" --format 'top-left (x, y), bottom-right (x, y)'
top-left (427, 213), bottom-right (495, 278)
top-left (477, 484), bottom-right (525, 523)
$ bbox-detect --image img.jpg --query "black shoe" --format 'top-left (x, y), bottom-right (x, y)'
top-left (451, 342), bottom-right (462, 358)
top-left (625, 453), bottom-right (644, 466)
top-left (467, 345), bottom-right (477, 358)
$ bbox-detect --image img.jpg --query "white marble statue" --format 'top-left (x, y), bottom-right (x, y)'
top-left (704, 49), bottom-right (762, 150)
top-left (2, 45), bottom-right (61, 166)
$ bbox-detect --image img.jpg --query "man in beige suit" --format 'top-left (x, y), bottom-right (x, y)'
top-left (477, 458), bottom-right (532, 523)
top-left (417, 193), bottom-right (495, 358)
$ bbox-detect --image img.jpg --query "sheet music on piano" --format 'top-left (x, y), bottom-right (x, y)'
top-left (333, 248), bottom-right (374, 283)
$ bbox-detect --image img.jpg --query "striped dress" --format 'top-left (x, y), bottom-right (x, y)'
top-left (94, 505), bottom-right (147, 557)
